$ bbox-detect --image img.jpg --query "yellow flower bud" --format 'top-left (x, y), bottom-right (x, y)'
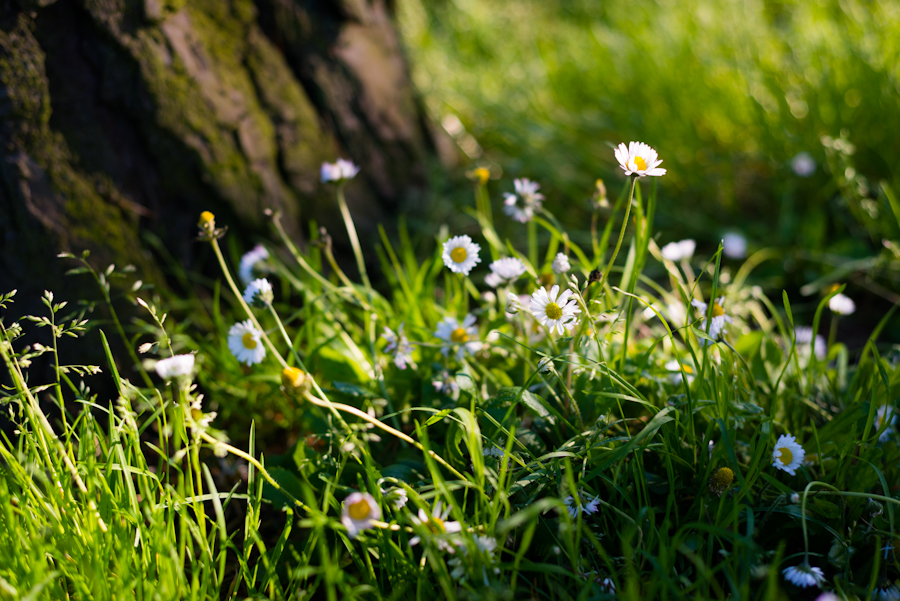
top-left (282, 366), bottom-right (309, 394)
top-left (198, 211), bottom-right (215, 227)
top-left (709, 467), bottom-right (734, 496)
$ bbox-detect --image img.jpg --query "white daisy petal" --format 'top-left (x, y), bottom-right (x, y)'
top-left (615, 141), bottom-right (666, 177)
top-left (503, 178), bottom-right (544, 222)
top-left (239, 244), bottom-right (270, 285)
top-left (529, 285), bottom-right (581, 335)
top-left (828, 293), bottom-right (855, 315)
top-left (551, 252), bottom-right (571, 274)
top-left (488, 257), bottom-right (526, 285)
top-left (321, 158), bottom-right (360, 183)
top-left (435, 314), bottom-right (482, 359)
top-left (341, 492), bottom-right (381, 539)
top-left (242, 278), bottom-right (273, 307)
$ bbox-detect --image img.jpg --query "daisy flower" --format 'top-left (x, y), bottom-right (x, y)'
top-left (772, 434), bottom-right (805, 476)
top-left (442, 235), bottom-right (481, 276)
top-left (432, 371), bottom-right (460, 399)
top-left (874, 583), bottom-right (900, 600)
top-left (483, 446), bottom-right (506, 459)
top-left (449, 535), bottom-right (499, 583)
top-left (552, 252), bottom-right (571, 274)
top-left (791, 152), bottom-right (816, 177)
top-left (794, 326), bottom-right (826, 360)
top-left (503, 178), bottom-right (545, 222)
top-left (665, 359), bottom-right (695, 385)
top-left (691, 297), bottom-right (733, 341)
top-left (829, 293), bottom-right (856, 315)
top-left (614, 141), bottom-right (666, 177)
top-left (530, 285), bottom-right (581, 335)
top-left (382, 324), bottom-right (416, 370)
top-left (597, 577), bottom-right (616, 594)
top-left (435, 314), bottom-right (482, 360)
top-left (660, 239), bottom-right (696, 262)
top-left (486, 257), bottom-right (526, 287)
top-left (875, 405), bottom-right (898, 442)
top-left (320, 158), bottom-right (360, 183)
top-left (564, 493), bottom-right (600, 519)
top-left (341, 492), bottom-right (381, 539)
top-left (239, 244), bottom-right (269, 285)
top-left (722, 232), bottom-right (747, 259)
top-left (155, 353), bottom-right (195, 381)
top-left (782, 563), bottom-right (825, 588)
top-left (228, 320), bottom-right (266, 366)
top-left (242, 278), bottom-right (273, 307)
top-left (377, 478), bottom-right (409, 510)
top-left (409, 502), bottom-right (462, 549)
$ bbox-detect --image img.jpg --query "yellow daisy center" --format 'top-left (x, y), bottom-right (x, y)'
top-left (242, 332), bottom-right (258, 350)
top-left (348, 498), bottom-right (371, 520)
top-left (427, 516), bottom-right (446, 534)
top-left (683, 365), bottom-right (694, 374)
top-left (450, 327), bottom-right (469, 344)
top-left (633, 156), bottom-right (647, 171)
top-left (450, 247), bottom-right (467, 263)
top-left (777, 446), bottom-right (793, 465)
top-left (545, 302), bottom-right (563, 320)
top-left (474, 167), bottom-right (490, 184)
top-left (712, 303), bottom-right (725, 317)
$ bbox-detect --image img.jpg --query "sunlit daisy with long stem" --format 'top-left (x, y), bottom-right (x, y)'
top-left (614, 141), bottom-right (666, 177)
top-left (503, 178), bottom-right (544, 222)
top-left (341, 492), bottom-right (381, 539)
top-left (782, 563), bottom-right (825, 588)
top-left (442, 235), bottom-right (481, 276)
top-left (435, 315), bottom-right (482, 360)
top-left (530, 285), bottom-right (580, 335)
top-left (228, 320), bottom-right (266, 366)
top-left (772, 433), bottom-right (805, 476)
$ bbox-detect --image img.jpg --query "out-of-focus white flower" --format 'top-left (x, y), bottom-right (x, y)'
top-left (790, 492), bottom-right (801, 504)
top-left (815, 593), bottom-right (840, 601)
top-left (239, 244), bottom-right (270, 285)
top-left (530, 285), bottom-right (581, 335)
top-left (155, 353), bottom-right (195, 381)
top-left (665, 359), bottom-right (695, 385)
top-left (874, 583), bottom-right (900, 600)
top-left (242, 278), bottom-right (273, 307)
top-left (341, 492), bottom-right (381, 538)
top-left (537, 356), bottom-right (554, 374)
top-left (614, 141), bottom-right (666, 177)
top-left (782, 563), bottom-right (825, 588)
top-left (875, 405), bottom-right (898, 442)
top-left (772, 434), bottom-right (805, 476)
top-left (691, 297), bottom-right (733, 342)
top-left (667, 301), bottom-right (687, 326)
top-left (228, 320), bottom-right (266, 365)
top-left (829, 293), bottom-right (856, 315)
top-left (483, 446), bottom-right (506, 458)
top-left (383, 324), bottom-right (416, 370)
top-left (449, 535), bottom-right (499, 583)
top-left (377, 478), bottom-right (408, 510)
top-left (486, 257), bottom-right (526, 287)
top-left (722, 232), bottom-right (747, 259)
top-left (435, 314), bottom-right (482, 360)
top-left (661, 239), bottom-right (696, 262)
top-left (432, 370), bottom-right (460, 399)
top-left (792, 152), bottom-right (816, 177)
top-left (564, 493), bottom-right (600, 518)
top-left (442, 235), bottom-right (481, 276)
top-left (320, 158), bottom-right (360, 183)
top-left (552, 253), bottom-right (571, 274)
top-left (597, 577), bottom-right (616, 594)
top-left (503, 178), bottom-right (545, 222)
top-left (409, 502), bottom-right (462, 550)
top-left (794, 326), bottom-right (826, 360)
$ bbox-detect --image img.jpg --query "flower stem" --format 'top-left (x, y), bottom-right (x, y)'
top-left (336, 185), bottom-right (373, 294)
top-left (598, 176), bottom-right (638, 295)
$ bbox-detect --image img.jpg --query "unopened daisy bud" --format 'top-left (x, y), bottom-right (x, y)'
top-left (709, 467), bottom-right (734, 496)
top-left (790, 492), bottom-right (800, 504)
top-left (552, 253), bottom-right (571, 274)
top-left (197, 211), bottom-right (226, 241)
top-left (468, 166), bottom-right (491, 185)
top-left (281, 366), bottom-right (310, 394)
top-left (537, 356), bottom-right (554, 374)
top-left (505, 296), bottom-right (521, 314)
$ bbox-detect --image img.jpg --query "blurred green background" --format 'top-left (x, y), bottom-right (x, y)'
top-left (399, 0), bottom-right (900, 269)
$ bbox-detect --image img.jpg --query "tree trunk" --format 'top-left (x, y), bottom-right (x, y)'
top-left (0, 0), bottom-right (443, 312)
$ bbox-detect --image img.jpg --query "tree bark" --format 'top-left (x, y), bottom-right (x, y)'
top-left (0, 0), bottom-right (441, 312)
